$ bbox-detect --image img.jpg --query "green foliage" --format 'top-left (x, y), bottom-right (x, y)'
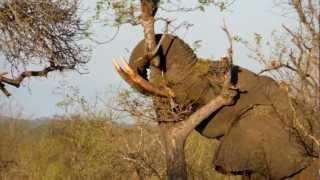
top-left (93, 0), bottom-right (234, 28)
top-left (94, 0), bottom-right (140, 26)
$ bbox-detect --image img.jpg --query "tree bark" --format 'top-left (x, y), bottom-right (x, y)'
top-left (161, 125), bottom-right (188, 180)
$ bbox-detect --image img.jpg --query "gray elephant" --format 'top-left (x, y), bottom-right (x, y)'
top-left (123, 34), bottom-right (320, 179)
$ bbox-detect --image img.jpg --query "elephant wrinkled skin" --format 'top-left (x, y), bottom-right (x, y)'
top-left (128, 34), bottom-right (320, 179)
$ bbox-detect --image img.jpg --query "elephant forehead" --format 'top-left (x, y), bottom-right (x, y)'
top-left (162, 35), bottom-right (197, 69)
top-left (129, 34), bottom-right (197, 71)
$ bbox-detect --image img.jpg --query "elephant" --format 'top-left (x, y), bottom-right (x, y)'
top-left (124, 34), bottom-right (320, 179)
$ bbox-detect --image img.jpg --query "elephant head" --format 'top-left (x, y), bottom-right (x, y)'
top-left (127, 34), bottom-right (231, 107)
top-left (129, 34), bottom-right (198, 84)
top-left (116, 34), bottom-right (320, 179)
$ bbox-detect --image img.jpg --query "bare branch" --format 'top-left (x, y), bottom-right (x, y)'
top-left (282, 25), bottom-right (308, 52)
top-left (0, 64), bottom-right (75, 96)
top-left (291, 0), bottom-right (316, 35)
top-left (222, 20), bottom-right (234, 65)
top-left (258, 61), bottom-right (311, 77)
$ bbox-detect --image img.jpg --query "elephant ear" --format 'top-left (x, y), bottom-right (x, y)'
top-left (128, 36), bottom-right (150, 80)
top-left (213, 105), bottom-right (312, 179)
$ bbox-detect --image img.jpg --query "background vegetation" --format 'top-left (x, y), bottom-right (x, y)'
top-left (0, 114), bottom-right (238, 180)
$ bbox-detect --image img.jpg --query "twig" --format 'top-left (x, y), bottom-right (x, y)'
top-left (282, 24), bottom-right (309, 52)
top-left (91, 27), bottom-right (120, 45)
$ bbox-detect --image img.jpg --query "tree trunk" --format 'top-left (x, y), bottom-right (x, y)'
top-left (160, 124), bottom-right (188, 180)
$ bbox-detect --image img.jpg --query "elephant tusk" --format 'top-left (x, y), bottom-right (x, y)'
top-left (113, 58), bottom-right (175, 98)
top-left (113, 59), bottom-right (138, 87)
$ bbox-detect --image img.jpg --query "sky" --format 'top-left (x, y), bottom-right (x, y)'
top-left (0, 0), bottom-right (293, 118)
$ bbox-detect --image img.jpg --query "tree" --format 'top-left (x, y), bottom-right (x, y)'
top-left (0, 0), bottom-right (88, 96)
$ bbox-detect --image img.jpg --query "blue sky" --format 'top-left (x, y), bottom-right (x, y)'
top-left (0, 0), bottom-right (292, 118)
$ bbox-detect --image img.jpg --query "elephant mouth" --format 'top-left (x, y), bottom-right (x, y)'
top-left (112, 58), bottom-right (175, 98)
